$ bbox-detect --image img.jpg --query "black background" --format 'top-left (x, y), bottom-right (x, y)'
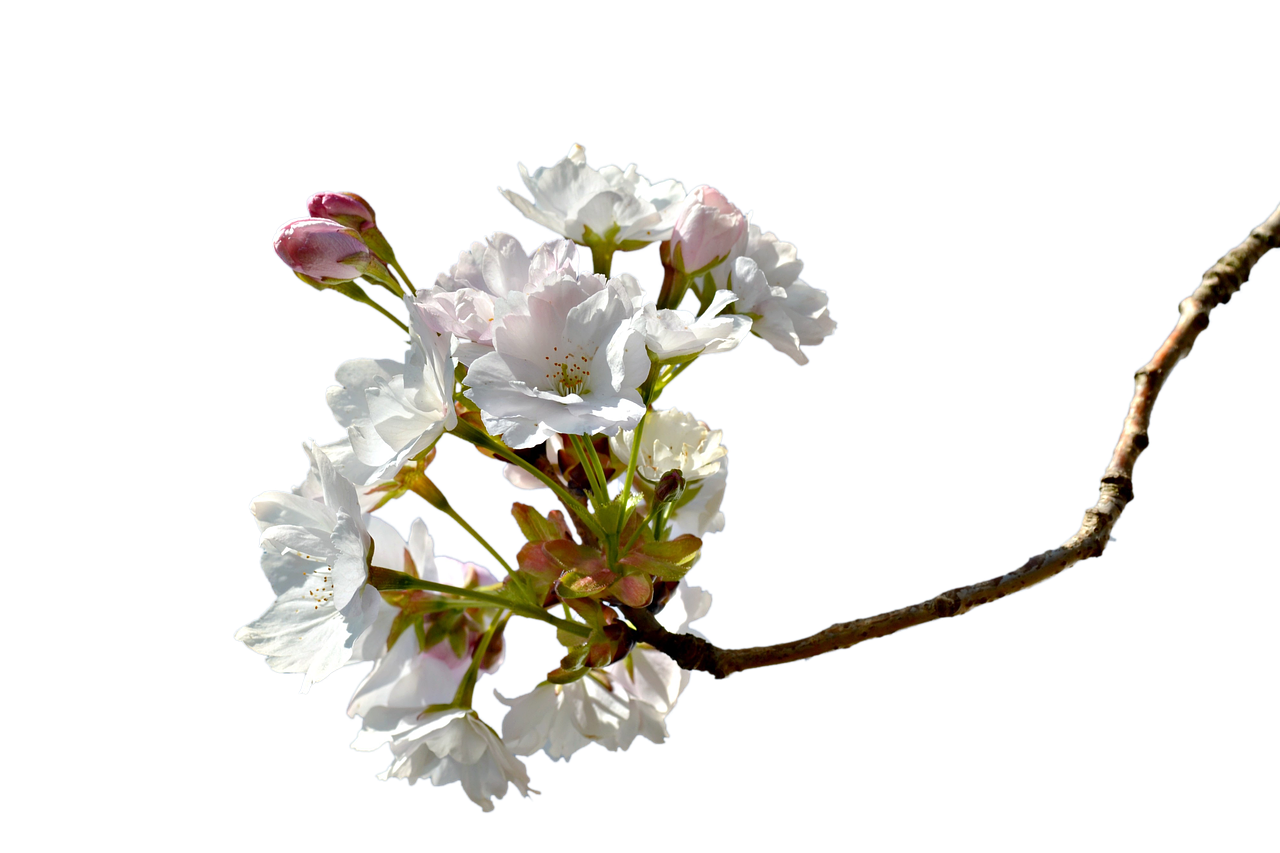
top-left (225, 121), bottom-right (1274, 819)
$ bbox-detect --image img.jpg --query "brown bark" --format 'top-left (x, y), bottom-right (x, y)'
top-left (622, 202), bottom-right (1280, 679)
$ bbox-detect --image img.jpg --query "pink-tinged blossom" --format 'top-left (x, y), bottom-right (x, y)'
top-left (273, 218), bottom-right (374, 283)
top-left (307, 192), bottom-right (377, 231)
top-left (463, 267), bottom-right (649, 449)
top-left (410, 235), bottom-right (579, 366)
top-left (669, 186), bottom-right (748, 274)
top-left (501, 145), bottom-right (687, 246)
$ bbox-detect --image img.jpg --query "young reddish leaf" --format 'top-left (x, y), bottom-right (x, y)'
top-left (544, 539), bottom-right (608, 575)
top-left (511, 503), bottom-right (563, 543)
top-left (608, 573), bottom-right (654, 608)
top-left (557, 567), bottom-right (617, 598)
top-left (516, 541), bottom-right (563, 582)
top-left (546, 509), bottom-right (573, 541)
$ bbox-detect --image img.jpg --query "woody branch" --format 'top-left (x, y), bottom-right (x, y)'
top-left (622, 201), bottom-right (1280, 679)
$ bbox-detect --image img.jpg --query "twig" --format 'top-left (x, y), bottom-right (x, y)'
top-left (622, 202), bottom-right (1280, 679)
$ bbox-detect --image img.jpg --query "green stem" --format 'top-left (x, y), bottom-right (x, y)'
top-left (623, 501), bottom-right (660, 554)
top-left (453, 610), bottom-right (510, 708)
top-left (369, 567), bottom-right (590, 637)
top-left (407, 473), bottom-right (512, 573)
top-left (617, 411), bottom-right (648, 537)
top-left (589, 242), bottom-right (614, 277)
top-left (650, 359), bottom-right (696, 403)
top-left (332, 281), bottom-right (409, 333)
top-left (445, 422), bottom-right (609, 540)
top-left (569, 434), bottom-right (609, 508)
top-left (391, 260), bottom-right (417, 293)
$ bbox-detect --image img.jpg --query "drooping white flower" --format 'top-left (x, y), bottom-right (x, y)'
top-left (348, 520), bottom-right (501, 720)
top-left (636, 289), bottom-right (752, 360)
top-left (346, 526), bottom-right (519, 810)
top-left (501, 144), bottom-right (686, 247)
top-left (497, 582), bottom-right (713, 761)
top-left (411, 237), bottom-right (579, 365)
top-left (496, 674), bottom-right (634, 761)
top-left (236, 444), bottom-right (396, 690)
top-left (291, 436), bottom-right (383, 512)
top-left (464, 268), bottom-right (649, 449)
top-left (603, 581), bottom-right (713, 741)
top-left (709, 225), bottom-right (837, 365)
top-left (357, 709), bottom-right (532, 812)
top-left (610, 408), bottom-right (726, 484)
top-left (325, 306), bottom-right (456, 484)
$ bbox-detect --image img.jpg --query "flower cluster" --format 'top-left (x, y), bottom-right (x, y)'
top-left (241, 149), bottom-right (836, 809)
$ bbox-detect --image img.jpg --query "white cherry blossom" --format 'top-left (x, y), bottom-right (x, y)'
top-left (353, 696), bottom-right (532, 809)
top-left (325, 306), bottom-right (456, 483)
top-left (501, 144), bottom-right (686, 247)
top-left (236, 444), bottom-right (396, 690)
top-left (497, 582), bottom-right (713, 760)
top-left (710, 225), bottom-right (837, 364)
top-left (496, 675), bottom-right (635, 761)
top-left (464, 269), bottom-right (649, 449)
top-left (636, 289), bottom-right (752, 360)
top-left (610, 408), bottom-right (726, 483)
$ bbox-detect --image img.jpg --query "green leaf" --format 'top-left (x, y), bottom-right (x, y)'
top-left (607, 574), bottom-right (653, 608)
top-left (639, 535), bottom-right (702, 564)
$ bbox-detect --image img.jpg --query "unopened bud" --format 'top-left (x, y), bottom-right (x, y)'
top-left (654, 469), bottom-right (686, 506)
top-left (669, 186), bottom-right (747, 275)
top-left (307, 192), bottom-right (376, 230)
top-left (274, 218), bottom-right (376, 284)
top-left (586, 622), bottom-right (635, 668)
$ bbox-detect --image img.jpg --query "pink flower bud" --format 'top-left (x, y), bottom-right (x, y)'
top-left (307, 192), bottom-right (377, 231)
top-left (273, 218), bottom-right (373, 283)
top-left (669, 186), bottom-right (747, 274)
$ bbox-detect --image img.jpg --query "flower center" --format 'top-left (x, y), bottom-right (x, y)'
top-left (301, 567), bottom-right (335, 610)
top-left (543, 346), bottom-right (592, 397)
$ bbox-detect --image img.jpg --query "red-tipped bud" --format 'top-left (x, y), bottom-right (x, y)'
top-left (654, 469), bottom-right (686, 506)
top-left (307, 192), bottom-right (377, 231)
top-left (274, 218), bottom-right (374, 284)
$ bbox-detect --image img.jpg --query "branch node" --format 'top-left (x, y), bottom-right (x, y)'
top-left (1100, 474), bottom-right (1135, 502)
top-left (933, 593), bottom-right (963, 619)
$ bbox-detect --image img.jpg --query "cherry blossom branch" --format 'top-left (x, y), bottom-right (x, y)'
top-left (622, 202), bottom-right (1280, 680)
